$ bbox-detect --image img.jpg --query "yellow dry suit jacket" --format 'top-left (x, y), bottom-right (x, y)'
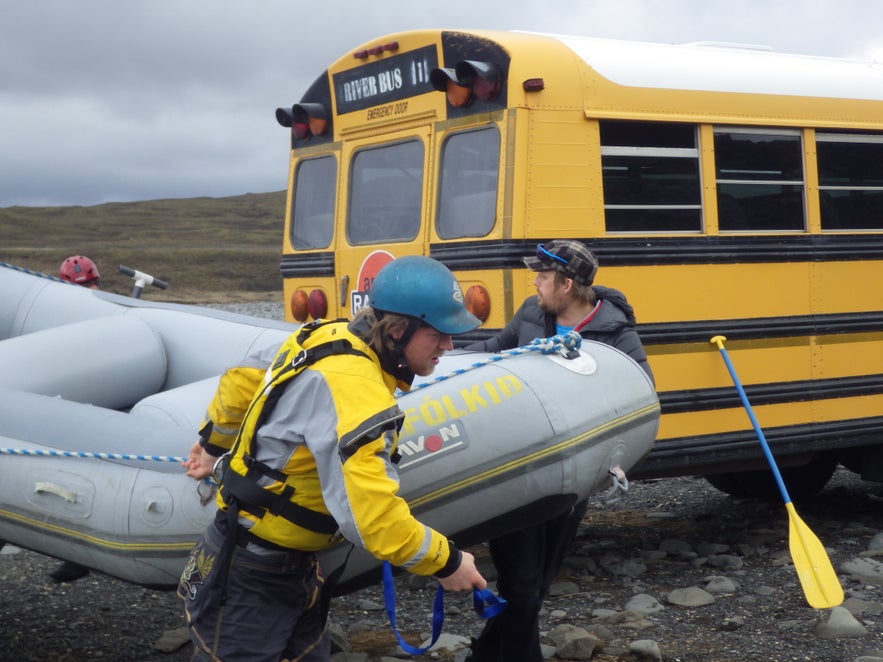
top-left (201, 320), bottom-right (458, 577)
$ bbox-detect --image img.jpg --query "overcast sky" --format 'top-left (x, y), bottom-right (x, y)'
top-left (4, 0), bottom-right (883, 208)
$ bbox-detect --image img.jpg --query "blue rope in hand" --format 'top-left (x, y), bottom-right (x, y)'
top-left (382, 561), bottom-right (444, 655)
top-left (473, 587), bottom-right (507, 618)
top-left (382, 561), bottom-right (507, 655)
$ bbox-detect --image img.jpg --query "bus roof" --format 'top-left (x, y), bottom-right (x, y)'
top-left (529, 32), bottom-right (883, 101)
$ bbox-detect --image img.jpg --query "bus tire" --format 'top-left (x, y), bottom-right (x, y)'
top-left (703, 472), bottom-right (753, 498)
top-left (704, 453), bottom-right (839, 500)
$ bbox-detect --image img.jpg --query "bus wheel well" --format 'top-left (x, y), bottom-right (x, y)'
top-left (704, 452), bottom-right (839, 500)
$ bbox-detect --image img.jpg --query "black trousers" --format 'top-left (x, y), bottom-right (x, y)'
top-left (468, 500), bottom-right (589, 662)
top-left (178, 521), bottom-right (329, 662)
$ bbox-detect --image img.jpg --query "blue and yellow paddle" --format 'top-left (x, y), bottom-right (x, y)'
top-left (710, 335), bottom-right (843, 609)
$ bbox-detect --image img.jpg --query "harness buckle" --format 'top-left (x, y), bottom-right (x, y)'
top-left (291, 349), bottom-right (309, 368)
top-left (211, 452), bottom-right (231, 484)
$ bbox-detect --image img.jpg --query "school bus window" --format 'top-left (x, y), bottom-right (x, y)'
top-left (714, 128), bottom-right (805, 232)
top-left (817, 133), bottom-right (883, 230)
top-left (348, 141), bottom-right (423, 245)
top-left (437, 126), bottom-right (500, 239)
top-left (290, 155), bottom-right (336, 249)
top-left (599, 120), bottom-right (702, 233)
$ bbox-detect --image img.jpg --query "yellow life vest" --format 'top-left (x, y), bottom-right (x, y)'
top-left (218, 320), bottom-right (374, 546)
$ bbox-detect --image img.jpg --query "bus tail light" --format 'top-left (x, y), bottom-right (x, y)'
top-left (291, 288), bottom-right (329, 323)
top-left (455, 60), bottom-right (500, 102)
top-left (430, 60), bottom-right (501, 107)
top-left (430, 67), bottom-right (472, 107)
top-left (307, 289), bottom-right (328, 320)
top-left (290, 290), bottom-right (310, 322)
top-left (465, 284), bottom-right (491, 324)
top-left (276, 107), bottom-right (294, 127)
top-left (275, 103), bottom-right (328, 140)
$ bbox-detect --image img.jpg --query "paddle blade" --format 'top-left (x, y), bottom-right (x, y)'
top-left (785, 503), bottom-right (844, 609)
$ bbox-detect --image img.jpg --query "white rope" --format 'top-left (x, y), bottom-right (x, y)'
top-left (407, 331), bottom-right (582, 392)
top-left (0, 260), bottom-right (67, 283)
top-left (0, 448), bottom-right (186, 463)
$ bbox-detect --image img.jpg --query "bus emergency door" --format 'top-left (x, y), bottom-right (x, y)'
top-left (337, 127), bottom-right (433, 319)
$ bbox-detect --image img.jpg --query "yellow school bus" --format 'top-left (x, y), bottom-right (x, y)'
top-left (274, 30), bottom-right (883, 497)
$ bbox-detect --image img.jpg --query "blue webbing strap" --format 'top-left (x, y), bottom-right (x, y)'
top-left (382, 561), bottom-right (445, 655)
top-left (382, 560), bottom-right (507, 654)
top-left (473, 587), bottom-right (507, 618)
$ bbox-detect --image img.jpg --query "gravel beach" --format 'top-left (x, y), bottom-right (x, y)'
top-left (2, 301), bottom-right (882, 661)
top-left (3, 468), bottom-right (882, 662)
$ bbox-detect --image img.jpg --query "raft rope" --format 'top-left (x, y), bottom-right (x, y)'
top-left (0, 260), bottom-right (69, 284)
top-left (405, 330), bottom-right (583, 393)
top-left (0, 448), bottom-right (187, 463)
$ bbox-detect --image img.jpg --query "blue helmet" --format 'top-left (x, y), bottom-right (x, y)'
top-left (369, 256), bottom-right (480, 335)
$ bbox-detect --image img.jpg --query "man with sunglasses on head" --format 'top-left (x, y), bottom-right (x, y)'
top-left (463, 239), bottom-right (654, 662)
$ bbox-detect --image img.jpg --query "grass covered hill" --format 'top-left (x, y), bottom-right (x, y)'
top-left (0, 191), bottom-right (287, 303)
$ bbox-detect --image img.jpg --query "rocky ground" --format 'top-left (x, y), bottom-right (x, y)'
top-left (1, 467), bottom-right (882, 662)
top-left (2, 301), bottom-right (882, 661)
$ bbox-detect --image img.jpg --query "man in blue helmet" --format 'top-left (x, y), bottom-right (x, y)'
top-left (179, 256), bottom-right (487, 662)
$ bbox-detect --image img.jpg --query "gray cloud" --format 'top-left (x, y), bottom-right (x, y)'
top-left (3, 0), bottom-right (883, 207)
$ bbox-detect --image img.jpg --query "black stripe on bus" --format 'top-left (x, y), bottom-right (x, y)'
top-left (660, 374), bottom-right (883, 415)
top-left (279, 233), bottom-right (883, 277)
top-left (429, 234), bottom-right (883, 267)
top-left (632, 415), bottom-right (883, 478)
top-left (637, 312), bottom-right (883, 344)
top-left (455, 310), bottom-right (883, 348)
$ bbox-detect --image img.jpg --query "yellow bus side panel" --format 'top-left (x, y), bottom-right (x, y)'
top-left (649, 334), bottom-right (883, 391)
top-left (598, 260), bottom-right (883, 326)
top-left (524, 110), bottom-right (604, 237)
top-left (658, 393), bottom-right (883, 441)
top-left (599, 263), bottom-right (812, 323)
top-left (810, 260), bottom-right (883, 314)
top-left (812, 334), bottom-right (883, 379)
top-left (647, 341), bottom-right (812, 393)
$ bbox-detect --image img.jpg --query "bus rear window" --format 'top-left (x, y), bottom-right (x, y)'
top-left (290, 155), bottom-right (337, 249)
top-left (600, 120), bottom-right (702, 232)
top-left (348, 141), bottom-right (423, 245)
top-left (436, 126), bottom-right (500, 239)
top-left (817, 133), bottom-right (883, 230)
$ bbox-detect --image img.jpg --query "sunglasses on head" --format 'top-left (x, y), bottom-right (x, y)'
top-left (536, 243), bottom-right (569, 266)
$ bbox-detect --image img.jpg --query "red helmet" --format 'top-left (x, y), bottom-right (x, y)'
top-left (59, 255), bottom-right (100, 286)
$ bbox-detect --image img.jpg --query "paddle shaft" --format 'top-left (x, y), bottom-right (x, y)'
top-left (709, 336), bottom-right (791, 504)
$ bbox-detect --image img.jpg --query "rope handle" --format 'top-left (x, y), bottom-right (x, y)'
top-left (473, 587), bottom-right (508, 618)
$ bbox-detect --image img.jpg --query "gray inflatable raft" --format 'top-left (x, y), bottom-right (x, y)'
top-left (0, 264), bottom-right (659, 590)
